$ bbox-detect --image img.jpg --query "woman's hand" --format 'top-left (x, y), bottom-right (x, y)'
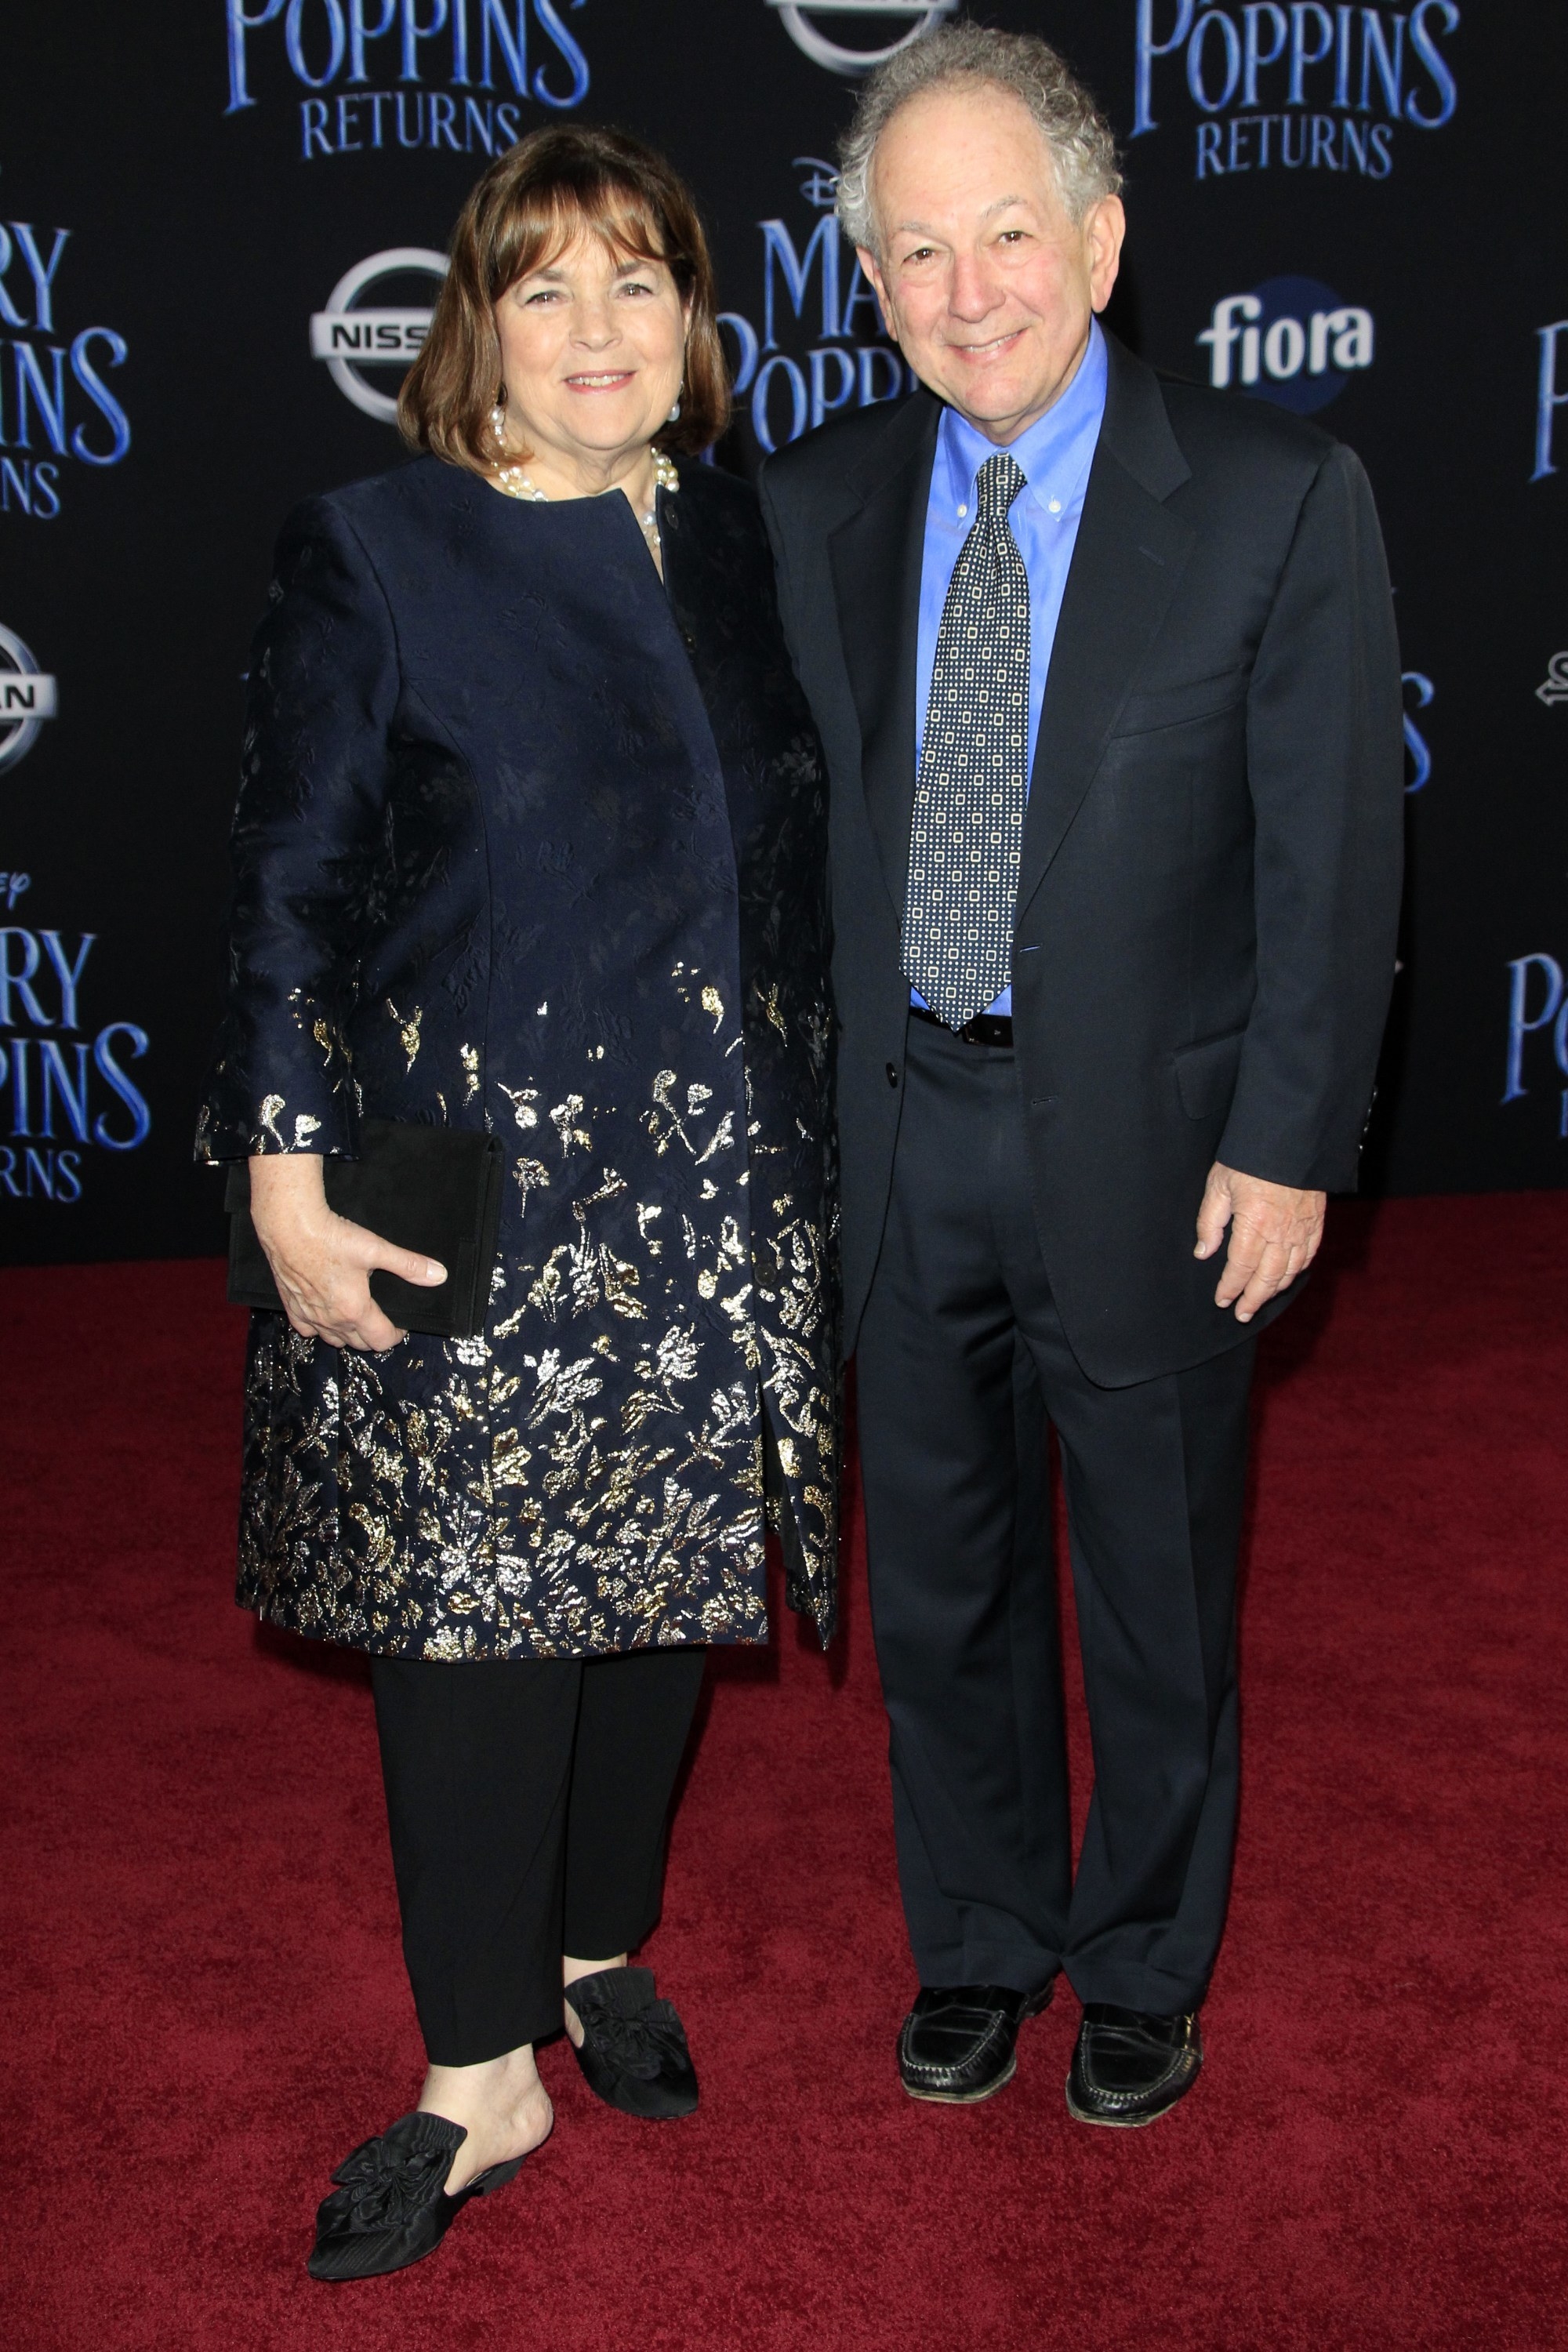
top-left (248, 1153), bottom-right (447, 1352)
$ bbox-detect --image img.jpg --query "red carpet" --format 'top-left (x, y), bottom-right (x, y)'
top-left (5, 1195), bottom-right (1566, 2349)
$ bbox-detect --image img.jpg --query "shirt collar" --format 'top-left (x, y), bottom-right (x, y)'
top-left (937, 316), bottom-right (1108, 517)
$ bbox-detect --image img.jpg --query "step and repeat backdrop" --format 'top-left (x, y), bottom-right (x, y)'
top-left (2, 2), bottom-right (1564, 1261)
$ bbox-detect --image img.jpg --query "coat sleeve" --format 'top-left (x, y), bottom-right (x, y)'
top-left (194, 499), bottom-right (400, 1163)
top-left (1217, 441), bottom-right (1404, 1193)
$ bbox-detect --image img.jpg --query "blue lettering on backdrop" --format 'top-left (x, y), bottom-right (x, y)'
top-left (719, 159), bottom-right (914, 457)
top-left (0, 223), bottom-right (130, 521)
top-left (1133, 0), bottom-right (1461, 179)
top-left (223, 0), bottom-right (591, 151)
top-left (1532, 321), bottom-right (1568, 481)
top-left (0, 923), bottom-right (153, 1202)
top-left (1402, 672), bottom-right (1433, 792)
top-left (1502, 953), bottom-right (1568, 1137)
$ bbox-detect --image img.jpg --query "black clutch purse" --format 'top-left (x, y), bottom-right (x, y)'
top-left (224, 1120), bottom-right (506, 1340)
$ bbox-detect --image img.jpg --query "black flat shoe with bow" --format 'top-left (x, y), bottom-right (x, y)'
top-left (564, 1965), bottom-right (699, 2119)
top-left (307, 2109), bottom-right (535, 2282)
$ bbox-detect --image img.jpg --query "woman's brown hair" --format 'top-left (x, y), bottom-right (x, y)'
top-left (399, 124), bottom-right (730, 471)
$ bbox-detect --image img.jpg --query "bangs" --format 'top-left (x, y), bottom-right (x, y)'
top-left (490, 179), bottom-right (678, 297)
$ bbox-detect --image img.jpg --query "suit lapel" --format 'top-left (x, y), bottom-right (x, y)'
top-left (827, 393), bottom-right (941, 920)
top-left (822, 347), bottom-right (1194, 929)
top-left (1016, 339), bottom-right (1196, 920)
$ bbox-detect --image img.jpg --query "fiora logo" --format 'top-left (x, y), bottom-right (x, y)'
top-left (1198, 279), bottom-right (1372, 412)
top-left (766, 1), bottom-right (956, 78)
top-left (1536, 653), bottom-right (1568, 707)
top-left (1134, 0), bottom-right (1461, 180)
top-left (310, 249), bottom-right (448, 423)
top-left (0, 626), bottom-right (57, 775)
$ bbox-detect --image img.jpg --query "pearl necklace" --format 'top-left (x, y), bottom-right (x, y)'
top-left (492, 448), bottom-right (680, 550)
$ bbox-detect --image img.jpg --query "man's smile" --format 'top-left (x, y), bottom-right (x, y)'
top-left (947, 326), bottom-right (1029, 361)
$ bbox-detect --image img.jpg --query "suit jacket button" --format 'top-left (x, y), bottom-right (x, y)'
top-left (886, 1062), bottom-right (899, 1088)
top-left (681, 628), bottom-right (697, 652)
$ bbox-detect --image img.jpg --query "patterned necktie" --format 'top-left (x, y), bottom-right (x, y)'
top-left (903, 450), bottom-right (1030, 1030)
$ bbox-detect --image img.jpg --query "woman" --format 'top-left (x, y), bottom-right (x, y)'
top-left (197, 124), bottom-right (837, 2283)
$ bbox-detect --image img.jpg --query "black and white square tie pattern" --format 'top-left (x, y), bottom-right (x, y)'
top-left (903, 450), bottom-right (1030, 1031)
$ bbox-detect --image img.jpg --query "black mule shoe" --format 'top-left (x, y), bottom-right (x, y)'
top-left (1066, 2003), bottom-right (1203, 2128)
top-left (307, 2109), bottom-right (534, 2282)
top-left (898, 1982), bottom-right (1054, 2104)
top-left (565, 1965), bottom-right (699, 2119)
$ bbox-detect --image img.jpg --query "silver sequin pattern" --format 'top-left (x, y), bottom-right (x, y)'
top-left (902, 452), bottom-right (1030, 1030)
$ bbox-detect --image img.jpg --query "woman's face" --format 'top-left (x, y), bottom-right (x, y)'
top-left (494, 230), bottom-right (689, 475)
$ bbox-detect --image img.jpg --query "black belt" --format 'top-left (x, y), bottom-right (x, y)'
top-left (909, 1000), bottom-right (1014, 1048)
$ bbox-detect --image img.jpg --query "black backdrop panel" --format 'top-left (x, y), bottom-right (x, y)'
top-left (2, 2), bottom-right (1564, 1263)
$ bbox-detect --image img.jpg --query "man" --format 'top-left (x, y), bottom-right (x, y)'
top-left (760, 24), bottom-right (1403, 2128)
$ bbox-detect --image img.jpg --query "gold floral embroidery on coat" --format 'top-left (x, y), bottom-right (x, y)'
top-left (387, 1000), bottom-right (422, 1071)
top-left (235, 981), bottom-right (835, 1661)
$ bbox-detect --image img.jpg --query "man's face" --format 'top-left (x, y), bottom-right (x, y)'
top-left (860, 82), bottom-right (1124, 445)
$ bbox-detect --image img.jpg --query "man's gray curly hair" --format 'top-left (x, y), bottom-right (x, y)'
top-left (836, 24), bottom-right (1123, 253)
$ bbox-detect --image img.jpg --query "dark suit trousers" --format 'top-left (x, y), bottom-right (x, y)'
top-left (370, 1646), bottom-right (706, 2067)
top-left (855, 1016), bottom-right (1254, 2014)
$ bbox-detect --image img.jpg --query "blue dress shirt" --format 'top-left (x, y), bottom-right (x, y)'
top-left (912, 318), bottom-right (1109, 1015)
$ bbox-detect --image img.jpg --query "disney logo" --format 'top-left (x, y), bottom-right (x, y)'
top-left (794, 156), bottom-right (839, 209)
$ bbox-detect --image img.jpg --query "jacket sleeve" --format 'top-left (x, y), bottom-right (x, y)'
top-left (1218, 441), bottom-right (1404, 1192)
top-left (194, 499), bottom-right (399, 1163)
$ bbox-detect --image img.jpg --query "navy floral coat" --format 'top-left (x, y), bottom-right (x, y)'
top-left (198, 454), bottom-right (837, 1659)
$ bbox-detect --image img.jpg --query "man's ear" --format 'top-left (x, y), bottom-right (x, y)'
top-left (858, 245), bottom-right (897, 343)
top-left (1086, 196), bottom-right (1126, 315)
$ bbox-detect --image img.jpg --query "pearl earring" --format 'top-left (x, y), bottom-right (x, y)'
top-left (667, 396), bottom-right (681, 423)
top-left (490, 393), bottom-right (507, 442)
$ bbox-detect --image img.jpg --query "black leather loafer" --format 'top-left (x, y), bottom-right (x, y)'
top-left (308, 2109), bottom-right (532, 2282)
top-left (1066, 2003), bottom-right (1203, 2128)
top-left (565, 1965), bottom-right (699, 2119)
top-left (897, 1982), bottom-right (1053, 2104)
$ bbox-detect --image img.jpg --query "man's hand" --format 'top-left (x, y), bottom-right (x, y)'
top-left (1194, 1162), bottom-right (1326, 1324)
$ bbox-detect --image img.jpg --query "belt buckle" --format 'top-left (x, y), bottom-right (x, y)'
top-left (908, 1002), bottom-right (1013, 1047)
top-left (958, 1011), bottom-right (1012, 1048)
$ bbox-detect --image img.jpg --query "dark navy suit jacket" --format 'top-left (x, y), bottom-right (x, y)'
top-left (761, 332), bottom-right (1403, 1385)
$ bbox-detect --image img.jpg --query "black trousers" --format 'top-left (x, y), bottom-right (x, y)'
top-left (370, 1646), bottom-right (706, 2067)
top-left (855, 1016), bottom-right (1255, 2016)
